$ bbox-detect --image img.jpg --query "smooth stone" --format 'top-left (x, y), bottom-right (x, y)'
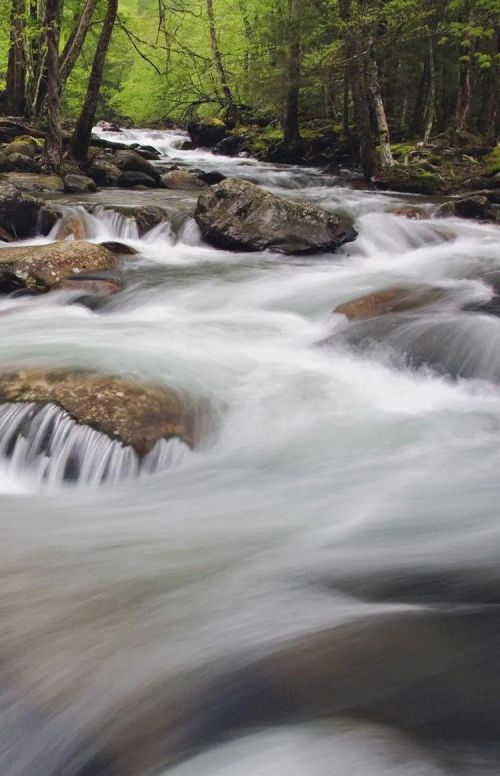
top-left (64, 174), bottom-right (97, 194)
top-left (161, 170), bottom-right (207, 190)
top-left (334, 286), bottom-right (445, 320)
top-left (118, 171), bottom-right (158, 188)
top-left (134, 205), bottom-right (168, 235)
top-left (55, 276), bottom-right (123, 296)
top-left (114, 149), bottom-right (161, 182)
top-left (99, 241), bottom-right (138, 255)
top-left (0, 240), bottom-right (117, 288)
top-left (0, 172), bottom-right (64, 193)
top-left (195, 177), bottom-right (357, 255)
top-left (0, 369), bottom-right (198, 455)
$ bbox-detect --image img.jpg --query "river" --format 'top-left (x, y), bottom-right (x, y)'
top-left (1, 128), bottom-right (500, 775)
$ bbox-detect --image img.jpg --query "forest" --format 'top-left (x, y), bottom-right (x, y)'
top-left (0, 0), bottom-right (498, 182)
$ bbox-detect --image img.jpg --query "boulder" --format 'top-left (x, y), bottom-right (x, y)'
top-left (197, 170), bottom-right (226, 185)
top-left (161, 170), bottom-right (207, 190)
top-left (134, 205), bottom-right (168, 235)
top-left (39, 204), bottom-right (63, 236)
top-left (212, 135), bottom-right (249, 157)
top-left (86, 156), bottom-right (121, 186)
top-left (99, 241), bottom-right (138, 255)
top-left (55, 276), bottom-right (123, 296)
top-left (6, 152), bottom-right (38, 172)
top-left (64, 174), bottom-right (97, 194)
top-left (0, 241), bottom-right (117, 288)
top-left (334, 286), bottom-right (445, 320)
top-left (0, 183), bottom-right (44, 238)
top-left (434, 194), bottom-right (497, 221)
top-left (0, 369), bottom-right (197, 455)
top-left (114, 149), bottom-right (160, 182)
top-left (3, 137), bottom-right (38, 158)
top-left (188, 118), bottom-right (227, 148)
top-left (0, 172), bottom-right (64, 193)
top-left (118, 171), bottom-right (158, 188)
top-left (391, 206), bottom-right (427, 220)
top-left (195, 177), bottom-right (357, 254)
top-left (130, 143), bottom-right (161, 160)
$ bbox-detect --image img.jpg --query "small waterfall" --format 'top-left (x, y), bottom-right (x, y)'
top-left (0, 402), bottom-right (190, 488)
top-left (50, 205), bottom-right (139, 242)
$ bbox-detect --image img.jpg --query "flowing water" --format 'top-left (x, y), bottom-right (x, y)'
top-left (1, 128), bottom-right (500, 775)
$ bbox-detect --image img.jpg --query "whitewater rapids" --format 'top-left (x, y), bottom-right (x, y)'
top-left (0, 127), bottom-right (500, 775)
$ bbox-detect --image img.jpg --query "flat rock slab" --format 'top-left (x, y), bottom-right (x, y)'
top-left (195, 177), bottom-right (357, 254)
top-left (0, 172), bottom-right (64, 193)
top-left (0, 369), bottom-right (197, 455)
top-left (334, 286), bottom-right (445, 320)
top-left (0, 240), bottom-right (117, 287)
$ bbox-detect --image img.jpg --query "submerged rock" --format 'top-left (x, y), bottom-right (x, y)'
top-left (39, 204), bottom-right (64, 235)
top-left (0, 369), bottom-right (199, 455)
top-left (134, 205), bottom-right (168, 235)
top-left (0, 241), bottom-right (117, 288)
top-left (54, 213), bottom-right (88, 240)
top-left (64, 174), bottom-right (97, 194)
top-left (391, 206), bottom-right (427, 220)
top-left (99, 241), bottom-right (138, 255)
top-left (195, 178), bottom-right (357, 254)
top-left (334, 286), bottom-right (445, 320)
top-left (0, 183), bottom-right (43, 238)
top-left (55, 276), bottom-right (123, 296)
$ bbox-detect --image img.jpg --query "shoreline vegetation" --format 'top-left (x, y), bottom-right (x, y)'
top-left (0, 0), bottom-right (498, 198)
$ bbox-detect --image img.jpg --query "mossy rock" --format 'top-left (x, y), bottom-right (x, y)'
top-left (199, 118), bottom-right (225, 128)
top-left (390, 143), bottom-right (416, 159)
top-left (486, 146), bottom-right (500, 176)
top-left (374, 166), bottom-right (444, 195)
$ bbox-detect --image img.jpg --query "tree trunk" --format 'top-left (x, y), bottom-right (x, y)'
top-left (70, 0), bottom-right (118, 162)
top-left (456, 48), bottom-right (473, 132)
top-left (6, 0), bottom-right (26, 117)
top-left (206, 0), bottom-right (239, 124)
top-left (485, 28), bottom-right (499, 142)
top-left (283, 0), bottom-right (302, 145)
top-left (42, 0), bottom-right (62, 168)
top-left (423, 35), bottom-right (436, 144)
top-left (339, 0), bottom-right (377, 180)
top-left (59, 0), bottom-right (99, 86)
top-left (360, 0), bottom-right (395, 169)
top-left (343, 69), bottom-right (349, 136)
top-left (409, 59), bottom-right (428, 136)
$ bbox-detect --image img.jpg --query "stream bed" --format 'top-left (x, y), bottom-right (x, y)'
top-left (1, 128), bottom-right (500, 775)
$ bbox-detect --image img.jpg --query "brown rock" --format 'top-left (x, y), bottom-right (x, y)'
top-left (391, 206), bottom-right (427, 220)
top-left (334, 286), bottom-right (445, 320)
top-left (0, 172), bottom-right (64, 193)
top-left (55, 277), bottom-right (123, 296)
top-left (99, 241), bottom-right (138, 255)
top-left (134, 205), bottom-right (168, 235)
top-left (161, 170), bottom-right (207, 190)
top-left (0, 369), bottom-right (198, 455)
top-left (114, 149), bottom-right (160, 182)
top-left (0, 241), bottom-right (117, 288)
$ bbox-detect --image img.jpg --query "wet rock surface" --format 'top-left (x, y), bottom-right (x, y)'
top-left (0, 183), bottom-right (44, 238)
top-left (195, 177), bottom-right (357, 255)
top-left (434, 194), bottom-right (498, 221)
top-left (64, 174), bottom-right (98, 194)
top-left (0, 172), bottom-right (65, 193)
top-left (0, 241), bottom-right (117, 288)
top-left (134, 205), bottom-right (169, 235)
top-left (334, 286), bottom-right (445, 320)
top-left (0, 369), bottom-right (198, 455)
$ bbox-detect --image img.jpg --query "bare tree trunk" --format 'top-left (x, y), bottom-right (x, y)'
top-left (456, 48), bottom-right (473, 132)
top-left (6, 0), bottom-right (26, 117)
top-left (59, 0), bottom-right (99, 86)
top-left (339, 0), bottom-right (377, 180)
top-left (71, 0), bottom-right (118, 162)
top-left (423, 35), bottom-right (436, 144)
top-left (283, 0), bottom-right (302, 145)
top-left (359, 0), bottom-right (395, 169)
top-left (206, 0), bottom-right (239, 124)
top-left (42, 0), bottom-right (62, 168)
top-left (343, 69), bottom-right (349, 136)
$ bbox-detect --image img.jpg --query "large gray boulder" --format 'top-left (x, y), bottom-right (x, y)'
top-left (114, 149), bottom-right (161, 183)
top-left (0, 240), bottom-right (117, 288)
top-left (194, 178), bottom-right (357, 254)
top-left (0, 369), bottom-right (199, 455)
top-left (0, 183), bottom-right (44, 238)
